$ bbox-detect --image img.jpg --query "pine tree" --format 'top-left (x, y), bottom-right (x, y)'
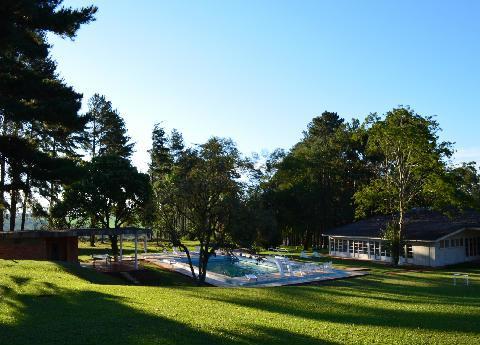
top-left (0, 1), bottom-right (96, 230)
top-left (84, 94), bottom-right (134, 160)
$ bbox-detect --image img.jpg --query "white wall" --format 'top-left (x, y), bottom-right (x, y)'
top-left (432, 229), bottom-right (480, 266)
top-left (329, 229), bottom-right (480, 267)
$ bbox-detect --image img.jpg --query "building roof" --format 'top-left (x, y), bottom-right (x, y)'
top-left (0, 227), bottom-right (152, 240)
top-left (323, 209), bottom-right (480, 241)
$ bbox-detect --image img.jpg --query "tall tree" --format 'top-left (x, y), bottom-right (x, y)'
top-left (153, 136), bottom-right (249, 284)
top-left (268, 112), bottom-right (369, 249)
top-left (84, 94), bottom-right (134, 160)
top-left (354, 107), bottom-right (452, 265)
top-left (53, 155), bottom-right (151, 254)
top-left (0, 1), bottom-right (96, 230)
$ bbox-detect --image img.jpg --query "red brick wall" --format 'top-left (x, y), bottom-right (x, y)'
top-left (0, 238), bottom-right (47, 260)
top-left (0, 236), bottom-right (78, 263)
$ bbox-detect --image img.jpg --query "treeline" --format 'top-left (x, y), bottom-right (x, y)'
top-left (3, 2), bottom-right (480, 277)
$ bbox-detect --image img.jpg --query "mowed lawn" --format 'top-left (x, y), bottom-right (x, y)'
top-left (0, 257), bottom-right (479, 345)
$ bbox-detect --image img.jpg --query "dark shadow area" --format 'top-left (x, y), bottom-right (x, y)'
top-left (107, 265), bottom-right (197, 287)
top-left (0, 281), bottom-right (339, 345)
top-left (189, 271), bottom-right (480, 335)
top-left (53, 262), bottom-right (128, 285)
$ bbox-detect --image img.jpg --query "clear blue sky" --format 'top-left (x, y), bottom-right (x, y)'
top-left (49, 0), bottom-right (480, 171)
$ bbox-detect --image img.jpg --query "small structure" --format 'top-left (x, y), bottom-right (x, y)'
top-left (0, 227), bottom-right (151, 268)
top-left (323, 209), bottom-right (480, 267)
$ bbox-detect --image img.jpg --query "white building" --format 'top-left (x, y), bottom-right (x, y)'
top-left (323, 210), bottom-right (480, 267)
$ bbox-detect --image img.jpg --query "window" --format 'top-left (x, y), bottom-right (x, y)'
top-left (380, 243), bottom-right (387, 257)
top-left (460, 238), bottom-right (463, 246)
top-left (406, 244), bottom-right (413, 258)
top-left (445, 240), bottom-right (450, 248)
top-left (369, 241), bottom-right (375, 256)
top-left (465, 238), bottom-right (469, 257)
top-left (374, 241), bottom-right (380, 256)
top-left (342, 240), bottom-right (348, 253)
top-left (440, 240), bottom-right (445, 248)
top-left (360, 241), bottom-right (367, 254)
top-left (348, 240), bottom-right (354, 254)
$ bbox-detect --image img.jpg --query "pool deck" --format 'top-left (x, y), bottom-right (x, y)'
top-left (143, 254), bottom-right (368, 287)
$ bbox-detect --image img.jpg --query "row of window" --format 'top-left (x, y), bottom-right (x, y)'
top-left (439, 238), bottom-right (463, 248)
top-left (439, 237), bottom-right (480, 258)
top-left (465, 237), bottom-right (480, 257)
top-left (330, 239), bottom-right (413, 258)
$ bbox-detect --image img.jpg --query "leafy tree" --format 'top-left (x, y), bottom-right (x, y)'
top-left (354, 107), bottom-right (452, 265)
top-left (152, 136), bottom-right (249, 284)
top-left (54, 156), bottom-right (151, 255)
top-left (268, 112), bottom-right (369, 249)
top-left (0, 0), bottom-right (96, 230)
top-left (84, 94), bottom-right (134, 159)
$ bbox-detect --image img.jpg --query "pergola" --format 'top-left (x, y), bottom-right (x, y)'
top-left (72, 227), bottom-right (152, 269)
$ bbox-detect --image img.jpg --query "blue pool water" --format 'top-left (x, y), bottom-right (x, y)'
top-left (180, 256), bottom-right (279, 277)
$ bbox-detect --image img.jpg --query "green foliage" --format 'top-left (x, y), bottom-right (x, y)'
top-left (84, 93), bottom-right (134, 159)
top-left (53, 156), bottom-right (151, 253)
top-left (354, 107), bottom-right (452, 265)
top-left (0, 0), bottom-right (97, 230)
top-left (267, 112), bottom-right (370, 248)
top-left (150, 133), bottom-right (256, 282)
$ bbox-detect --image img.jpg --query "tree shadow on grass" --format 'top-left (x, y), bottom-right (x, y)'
top-left (190, 282), bottom-right (480, 335)
top-left (0, 281), bottom-right (339, 345)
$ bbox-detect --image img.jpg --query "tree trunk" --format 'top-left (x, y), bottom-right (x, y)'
top-left (8, 162), bottom-right (20, 232)
top-left (0, 151), bottom-right (5, 231)
top-left (302, 227), bottom-right (310, 250)
top-left (109, 234), bottom-right (119, 256)
top-left (20, 193), bottom-right (27, 230)
top-left (20, 174), bottom-right (30, 231)
top-left (89, 234), bottom-right (96, 247)
top-left (9, 188), bottom-right (17, 231)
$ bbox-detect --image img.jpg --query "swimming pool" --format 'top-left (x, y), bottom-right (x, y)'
top-left (179, 256), bottom-right (279, 277)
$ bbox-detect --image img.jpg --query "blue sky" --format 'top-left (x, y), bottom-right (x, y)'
top-left (49, 0), bottom-right (480, 171)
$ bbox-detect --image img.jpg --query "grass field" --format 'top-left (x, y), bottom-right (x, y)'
top-left (1, 247), bottom-right (479, 344)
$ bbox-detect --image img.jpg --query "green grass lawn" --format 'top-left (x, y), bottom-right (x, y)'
top-left (1, 255), bottom-right (479, 344)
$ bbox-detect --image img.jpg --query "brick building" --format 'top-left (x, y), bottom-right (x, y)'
top-left (0, 228), bottom-right (151, 264)
top-left (0, 231), bottom-right (78, 262)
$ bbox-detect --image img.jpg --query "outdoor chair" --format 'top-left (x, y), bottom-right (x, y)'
top-left (300, 251), bottom-right (309, 259)
top-left (92, 254), bottom-right (111, 266)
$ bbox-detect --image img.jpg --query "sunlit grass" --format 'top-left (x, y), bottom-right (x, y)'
top-left (0, 256), bottom-right (479, 344)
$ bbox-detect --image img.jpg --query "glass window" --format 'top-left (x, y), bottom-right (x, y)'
top-left (369, 241), bottom-right (375, 256)
top-left (380, 243), bottom-right (387, 256)
top-left (445, 240), bottom-right (449, 248)
top-left (374, 241), bottom-right (380, 256)
top-left (460, 238), bottom-right (463, 246)
top-left (465, 238), bottom-right (469, 257)
top-left (348, 240), bottom-right (354, 254)
top-left (439, 240), bottom-right (444, 249)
